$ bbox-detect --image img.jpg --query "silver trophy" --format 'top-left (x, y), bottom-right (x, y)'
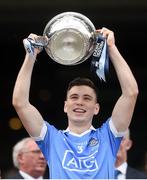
top-left (29, 12), bottom-right (97, 65)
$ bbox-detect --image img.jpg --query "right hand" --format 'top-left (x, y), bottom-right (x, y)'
top-left (23, 33), bottom-right (43, 58)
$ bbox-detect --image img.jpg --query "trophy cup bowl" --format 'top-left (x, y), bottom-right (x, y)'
top-left (43, 12), bottom-right (97, 65)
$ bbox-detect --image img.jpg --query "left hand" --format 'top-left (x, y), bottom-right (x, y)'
top-left (96, 27), bottom-right (115, 48)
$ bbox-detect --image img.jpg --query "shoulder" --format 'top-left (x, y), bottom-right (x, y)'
top-left (99, 117), bottom-right (125, 138)
top-left (127, 166), bottom-right (147, 179)
top-left (6, 171), bottom-right (24, 179)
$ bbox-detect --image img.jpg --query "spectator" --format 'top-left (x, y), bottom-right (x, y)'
top-left (6, 137), bottom-right (48, 179)
top-left (115, 129), bottom-right (147, 179)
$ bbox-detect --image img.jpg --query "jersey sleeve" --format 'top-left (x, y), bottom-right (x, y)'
top-left (109, 117), bottom-right (126, 137)
top-left (32, 121), bottom-right (58, 163)
top-left (99, 117), bottom-right (124, 156)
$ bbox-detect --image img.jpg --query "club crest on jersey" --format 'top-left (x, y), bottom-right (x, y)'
top-left (88, 138), bottom-right (98, 147)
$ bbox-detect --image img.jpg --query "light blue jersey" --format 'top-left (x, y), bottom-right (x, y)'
top-left (35, 118), bottom-right (123, 179)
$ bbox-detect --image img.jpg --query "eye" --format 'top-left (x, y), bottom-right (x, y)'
top-left (84, 96), bottom-right (92, 101)
top-left (70, 95), bottom-right (78, 100)
top-left (69, 94), bottom-right (79, 100)
top-left (84, 97), bottom-right (90, 100)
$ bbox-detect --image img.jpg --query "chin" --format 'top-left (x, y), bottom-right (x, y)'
top-left (36, 166), bottom-right (46, 172)
top-left (73, 117), bottom-right (88, 123)
top-left (72, 115), bottom-right (84, 120)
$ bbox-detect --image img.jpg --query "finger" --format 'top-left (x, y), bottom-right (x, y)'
top-left (28, 33), bottom-right (39, 41)
top-left (100, 27), bottom-right (114, 38)
top-left (23, 38), bottom-right (35, 56)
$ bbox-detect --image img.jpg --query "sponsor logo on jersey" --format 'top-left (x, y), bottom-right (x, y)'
top-left (62, 150), bottom-right (98, 172)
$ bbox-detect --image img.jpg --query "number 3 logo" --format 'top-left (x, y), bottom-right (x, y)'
top-left (77, 145), bottom-right (83, 153)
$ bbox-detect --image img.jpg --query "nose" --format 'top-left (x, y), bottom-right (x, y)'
top-left (76, 98), bottom-right (84, 105)
top-left (39, 152), bottom-right (45, 159)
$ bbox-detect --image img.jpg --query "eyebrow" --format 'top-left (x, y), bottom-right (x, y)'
top-left (83, 94), bottom-right (93, 99)
top-left (22, 149), bottom-right (41, 153)
top-left (69, 94), bottom-right (93, 99)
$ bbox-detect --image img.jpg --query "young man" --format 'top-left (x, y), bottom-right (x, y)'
top-left (12, 27), bottom-right (138, 178)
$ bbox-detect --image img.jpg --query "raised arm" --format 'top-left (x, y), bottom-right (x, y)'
top-left (12, 34), bottom-right (44, 137)
top-left (100, 28), bottom-right (139, 132)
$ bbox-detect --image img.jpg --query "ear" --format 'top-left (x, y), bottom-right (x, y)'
top-left (64, 101), bottom-right (67, 113)
top-left (126, 139), bottom-right (133, 150)
top-left (94, 103), bottom-right (100, 115)
top-left (17, 153), bottom-right (24, 164)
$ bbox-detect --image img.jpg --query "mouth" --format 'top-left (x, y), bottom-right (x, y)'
top-left (73, 108), bottom-right (86, 113)
top-left (38, 159), bottom-right (46, 164)
top-left (38, 162), bottom-right (46, 167)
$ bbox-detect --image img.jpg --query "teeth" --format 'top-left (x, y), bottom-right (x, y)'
top-left (74, 108), bottom-right (86, 113)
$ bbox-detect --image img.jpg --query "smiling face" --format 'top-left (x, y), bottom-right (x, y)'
top-left (64, 85), bottom-right (99, 126)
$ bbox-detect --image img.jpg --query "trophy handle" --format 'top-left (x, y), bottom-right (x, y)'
top-left (27, 36), bottom-right (49, 50)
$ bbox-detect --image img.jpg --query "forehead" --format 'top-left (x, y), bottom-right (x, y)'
top-left (67, 85), bottom-right (96, 96)
top-left (26, 140), bottom-right (39, 150)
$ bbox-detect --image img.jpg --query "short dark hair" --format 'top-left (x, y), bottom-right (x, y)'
top-left (66, 77), bottom-right (98, 101)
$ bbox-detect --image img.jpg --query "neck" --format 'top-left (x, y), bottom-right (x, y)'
top-left (68, 121), bottom-right (92, 134)
top-left (115, 158), bottom-right (127, 168)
